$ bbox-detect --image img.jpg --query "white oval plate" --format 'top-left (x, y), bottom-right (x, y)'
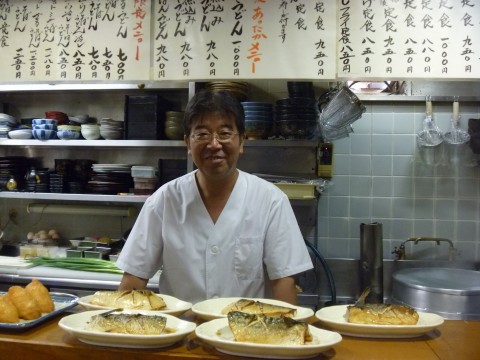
top-left (78, 293), bottom-right (192, 317)
top-left (59, 309), bottom-right (196, 348)
top-left (195, 318), bottom-right (341, 359)
top-left (315, 304), bottom-right (444, 338)
top-left (8, 129), bottom-right (32, 139)
top-left (192, 297), bottom-right (314, 321)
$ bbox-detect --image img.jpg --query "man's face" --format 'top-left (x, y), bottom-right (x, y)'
top-left (185, 111), bottom-right (244, 182)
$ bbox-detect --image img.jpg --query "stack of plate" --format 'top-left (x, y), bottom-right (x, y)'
top-left (0, 156), bottom-right (29, 191)
top-left (275, 97), bottom-right (319, 139)
top-left (100, 118), bottom-right (124, 140)
top-left (88, 164), bottom-right (133, 195)
top-left (0, 113), bottom-right (17, 138)
top-left (8, 126), bottom-right (33, 139)
top-left (287, 81), bottom-right (315, 98)
top-left (49, 173), bottom-right (65, 193)
top-left (164, 111), bottom-right (184, 140)
top-left (241, 102), bottom-right (274, 140)
top-left (205, 81), bottom-right (249, 102)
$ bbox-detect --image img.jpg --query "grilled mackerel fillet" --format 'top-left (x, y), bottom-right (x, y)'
top-left (227, 311), bottom-right (311, 345)
top-left (221, 298), bottom-right (297, 317)
top-left (86, 313), bottom-right (167, 334)
top-left (90, 290), bottom-right (166, 310)
top-left (347, 288), bottom-right (419, 325)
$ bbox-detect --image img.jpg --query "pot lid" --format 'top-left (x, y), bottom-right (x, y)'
top-left (392, 267), bottom-right (480, 295)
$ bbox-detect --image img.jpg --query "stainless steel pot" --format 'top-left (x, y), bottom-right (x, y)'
top-left (391, 267), bottom-right (480, 320)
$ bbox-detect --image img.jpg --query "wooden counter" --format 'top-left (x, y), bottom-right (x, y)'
top-left (0, 311), bottom-right (479, 360)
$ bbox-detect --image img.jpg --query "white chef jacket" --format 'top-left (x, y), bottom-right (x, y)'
top-left (116, 170), bottom-right (313, 304)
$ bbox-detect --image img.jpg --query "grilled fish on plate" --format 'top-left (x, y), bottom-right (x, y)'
top-left (221, 298), bottom-right (297, 317)
top-left (227, 311), bottom-right (312, 345)
top-left (89, 290), bottom-right (166, 310)
top-left (86, 312), bottom-right (168, 335)
top-left (347, 288), bottom-right (419, 325)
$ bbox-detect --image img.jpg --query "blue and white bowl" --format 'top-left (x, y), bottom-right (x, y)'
top-left (57, 129), bottom-right (81, 140)
top-left (32, 118), bottom-right (58, 126)
top-left (32, 128), bottom-right (57, 140)
top-left (33, 124), bottom-right (57, 131)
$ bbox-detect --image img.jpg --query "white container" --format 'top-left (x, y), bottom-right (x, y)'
top-left (131, 166), bottom-right (157, 178)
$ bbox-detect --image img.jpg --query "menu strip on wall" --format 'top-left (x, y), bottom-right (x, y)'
top-left (337, 0), bottom-right (480, 80)
top-left (0, 0), bottom-right (151, 81)
top-left (152, 0), bottom-right (337, 80)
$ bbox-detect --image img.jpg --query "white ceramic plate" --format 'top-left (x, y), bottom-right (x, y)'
top-left (78, 293), bottom-right (192, 317)
top-left (0, 292), bottom-right (78, 330)
top-left (195, 318), bottom-right (342, 359)
top-left (8, 129), bottom-right (32, 139)
top-left (192, 297), bottom-right (314, 321)
top-left (315, 304), bottom-right (444, 338)
top-left (59, 310), bottom-right (196, 348)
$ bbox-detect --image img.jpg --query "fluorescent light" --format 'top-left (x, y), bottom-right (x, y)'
top-left (27, 203), bottom-right (134, 217)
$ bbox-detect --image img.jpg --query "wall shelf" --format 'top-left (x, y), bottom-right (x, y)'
top-left (0, 139), bottom-right (318, 148)
top-left (0, 191), bottom-right (148, 203)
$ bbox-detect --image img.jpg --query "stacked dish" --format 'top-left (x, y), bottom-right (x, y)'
top-left (100, 118), bottom-right (123, 140)
top-left (8, 126), bottom-right (33, 139)
top-left (287, 81), bottom-right (315, 98)
top-left (68, 114), bottom-right (89, 125)
top-left (88, 163), bottom-right (133, 194)
top-left (164, 111), bottom-right (184, 140)
top-left (0, 113), bottom-right (17, 138)
top-left (241, 102), bottom-right (274, 140)
top-left (57, 125), bottom-right (81, 140)
top-left (45, 111), bottom-right (68, 125)
top-left (205, 81), bottom-right (250, 102)
top-left (275, 97), bottom-right (319, 139)
top-left (32, 119), bottom-right (58, 140)
top-left (0, 156), bottom-right (30, 191)
top-left (81, 124), bottom-right (101, 140)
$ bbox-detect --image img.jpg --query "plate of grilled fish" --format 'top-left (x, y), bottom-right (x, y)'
top-left (192, 297), bottom-right (314, 321)
top-left (59, 309), bottom-right (196, 348)
top-left (195, 311), bottom-right (342, 359)
top-left (315, 304), bottom-right (444, 338)
top-left (78, 290), bottom-right (192, 316)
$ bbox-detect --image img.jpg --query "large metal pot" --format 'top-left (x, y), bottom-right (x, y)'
top-left (391, 267), bottom-right (480, 320)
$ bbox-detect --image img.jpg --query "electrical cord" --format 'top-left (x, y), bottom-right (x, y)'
top-left (304, 238), bottom-right (337, 306)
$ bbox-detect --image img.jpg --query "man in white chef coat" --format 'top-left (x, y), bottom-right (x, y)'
top-left (117, 89), bottom-right (313, 304)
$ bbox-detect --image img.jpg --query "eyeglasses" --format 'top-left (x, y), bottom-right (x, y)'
top-left (190, 130), bottom-right (239, 143)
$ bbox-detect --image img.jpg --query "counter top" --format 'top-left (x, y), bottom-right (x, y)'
top-left (0, 309), bottom-right (478, 360)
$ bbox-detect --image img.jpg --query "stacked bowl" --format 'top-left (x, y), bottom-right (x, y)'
top-left (241, 102), bottom-right (274, 140)
top-left (100, 118), bottom-right (123, 140)
top-left (32, 119), bottom-right (58, 140)
top-left (0, 113), bottom-right (17, 138)
top-left (274, 97), bottom-right (319, 139)
top-left (45, 111), bottom-right (68, 125)
top-left (164, 111), bottom-right (184, 140)
top-left (81, 123), bottom-right (101, 140)
top-left (57, 125), bottom-right (81, 140)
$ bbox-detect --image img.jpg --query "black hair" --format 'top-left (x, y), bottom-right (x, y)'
top-left (183, 89), bottom-right (245, 136)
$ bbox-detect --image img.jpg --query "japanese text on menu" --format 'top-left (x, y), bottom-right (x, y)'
top-left (153, 0), bottom-right (336, 80)
top-left (337, 0), bottom-right (480, 80)
top-left (0, 0), bottom-right (151, 81)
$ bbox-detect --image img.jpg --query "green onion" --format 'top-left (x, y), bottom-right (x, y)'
top-left (25, 257), bottom-right (123, 274)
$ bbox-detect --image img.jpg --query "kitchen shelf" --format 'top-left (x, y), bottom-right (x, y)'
top-left (0, 139), bottom-right (187, 148)
top-left (0, 139), bottom-right (318, 148)
top-left (0, 191), bottom-right (148, 203)
top-left (0, 81), bottom-right (190, 92)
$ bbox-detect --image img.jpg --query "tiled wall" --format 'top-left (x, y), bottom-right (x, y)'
top-left (313, 100), bottom-right (480, 262)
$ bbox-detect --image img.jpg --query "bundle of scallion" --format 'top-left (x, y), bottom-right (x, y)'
top-left (26, 257), bottom-right (123, 274)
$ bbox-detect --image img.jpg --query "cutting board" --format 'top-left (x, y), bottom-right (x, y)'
top-left (0, 256), bottom-right (36, 274)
